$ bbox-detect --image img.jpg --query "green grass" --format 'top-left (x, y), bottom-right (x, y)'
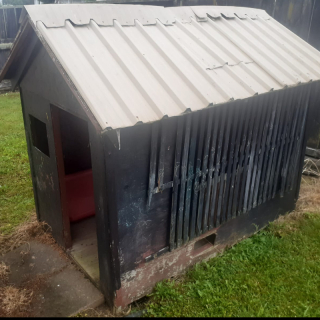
top-left (146, 213), bottom-right (320, 317)
top-left (0, 92), bottom-right (35, 235)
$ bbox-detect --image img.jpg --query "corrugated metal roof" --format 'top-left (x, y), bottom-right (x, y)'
top-left (21, 4), bottom-right (320, 130)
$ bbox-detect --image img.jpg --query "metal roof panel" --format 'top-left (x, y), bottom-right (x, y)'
top-left (11, 5), bottom-right (320, 130)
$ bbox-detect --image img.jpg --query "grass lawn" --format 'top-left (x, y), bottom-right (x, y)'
top-left (0, 92), bottom-right (35, 235)
top-left (145, 205), bottom-right (320, 317)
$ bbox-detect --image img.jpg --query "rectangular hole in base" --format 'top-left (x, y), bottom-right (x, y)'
top-left (194, 233), bottom-right (217, 251)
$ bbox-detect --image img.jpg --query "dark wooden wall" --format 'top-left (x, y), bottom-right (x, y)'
top-left (102, 122), bottom-right (174, 274)
top-left (103, 82), bottom-right (317, 277)
top-left (20, 45), bottom-right (88, 245)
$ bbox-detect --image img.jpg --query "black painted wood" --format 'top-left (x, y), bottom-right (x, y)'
top-left (232, 99), bottom-right (252, 218)
top-left (248, 95), bottom-right (270, 211)
top-left (252, 93), bottom-right (276, 208)
top-left (158, 120), bottom-right (168, 190)
top-left (197, 110), bottom-right (213, 235)
top-left (279, 90), bottom-right (296, 197)
top-left (203, 108), bottom-right (220, 232)
top-left (280, 89), bottom-right (301, 196)
top-left (184, 113), bottom-right (199, 243)
top-left (209, 106), bottom-right (226, 228)
top-left (291, 86), bottom-right (311, 196)
top-left (272, 90), bottom-right (293, 199)
top-left (217, 106), bottom-right (232, 226)
top-left (243, 96), bottom-right (265, 213)
top-left (239, 99), bottom-right (257, 215)
top-left (170, 117), bottom-right (184, 250)
top-left (148, 122), bottom-right (159, 207)
top-left (222, 103), bottom-right (238, 223)
top-left (190, 112), bottom-right (206, 240)
top-left (285, 88), bottom-right (308, 191)
top-left (294, 88), bottom-right (311, 200)
top-left (260, 91), bottom-right (281, 205)
top-left (91, 126), bottom-right (120, 305)
top-left (267, 90), bottom-right (288, 201)
top-left (227, 103), bottom-right (244, 220)
top-left (177, 115), bottom-right (191, 246)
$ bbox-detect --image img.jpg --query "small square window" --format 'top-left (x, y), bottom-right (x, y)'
top-left (29, 115), bottom-right (50, 157)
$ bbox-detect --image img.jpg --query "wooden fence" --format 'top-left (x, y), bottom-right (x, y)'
top-left (0, 5), bottom-right (23, 43)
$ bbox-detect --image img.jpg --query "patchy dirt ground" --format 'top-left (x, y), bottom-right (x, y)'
top-left (0, 214), bottom-right (55, 256)
top-left (0, 216), bottom-right (104, 317)
top-left (0, 218), bottom-right (59, 317)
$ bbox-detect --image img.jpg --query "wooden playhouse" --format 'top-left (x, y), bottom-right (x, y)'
top-left (1, 4), bottom-right (320, 308)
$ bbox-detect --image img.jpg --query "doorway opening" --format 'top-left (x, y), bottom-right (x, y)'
top-left (53, 106), bottom-right (100, 286)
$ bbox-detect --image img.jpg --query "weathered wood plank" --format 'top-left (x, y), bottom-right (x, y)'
top-left (232, 99), bottom-right (252, 217)
top-left (148, 122), bottom-right (159, 207)
top-left (190, 112), bottom-right (206, 240)
top-left (238, 99), bottom-right (257, 215)
top-left (227, 103), bottom-right (244, 220)
top-left (251, 93), bottom-right (275, 209)
top-left (272, 90), bottom-right (294, 198)
top-left (266, 90), bottom-right (287, 201)
top-left (293, 87), bottom-right (311, 199)
top-left (203, 109), bottom-right (220, 232)
top-left (222, 103), bottom-right (238, 223)
top-left (217, 106), bottom-right (232, 226)
top-left (157, 119), bottom-right (167, 190)
top-left (243, 97), bottom-right (263, 214)
top-left (260, 91), bottom-right (281, 205)
top-left (184, 113), bottom-right (199, 243)
top-left (284, 87), bottom-right (304, 192)
top-left (290, 87), bottom-right (311, 193)
top-left (177, 115), bottom-right (191, 246)
top-left (247, 95), bottom-right (270, 211)
top-left (279, 90), bottom-right (296, 197)
top-left (197, 110), bottom-right (213, 235)
top-left (209, 106), bottom-right (226, 228)
top-left (169, 117), bottom-right (184, 251)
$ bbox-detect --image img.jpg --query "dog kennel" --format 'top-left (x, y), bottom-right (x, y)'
top-left (1, 4), bottom-right (320, 308)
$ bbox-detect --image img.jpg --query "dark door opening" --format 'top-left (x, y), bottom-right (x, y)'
top-left (58, 108), bottom-right (95, 223)
top-left (52, 106), bottom-right (100, 286)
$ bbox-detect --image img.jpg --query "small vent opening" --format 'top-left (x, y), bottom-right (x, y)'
top-left (194, 233), bottom-right (216, 251)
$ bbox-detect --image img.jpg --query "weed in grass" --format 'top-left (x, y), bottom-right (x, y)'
top-left (0, 92), bottom-right (35, 235)
top-left (145, 212), bottom-right (320, 317)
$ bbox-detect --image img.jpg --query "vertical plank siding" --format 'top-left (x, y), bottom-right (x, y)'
top-left (149, 86), bottom-right (311, 249)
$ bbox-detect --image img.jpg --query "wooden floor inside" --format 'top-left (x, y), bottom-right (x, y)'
top-left (69, 216), bottom-right (100, 287)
